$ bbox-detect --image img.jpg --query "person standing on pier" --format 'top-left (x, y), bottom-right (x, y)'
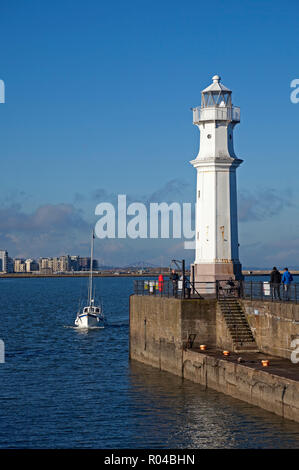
top-left (158, 274), bottom-right (164, 293)
top-left (270, 267), bottom-right (281, 300)
top-left (282, 268), bottom-right (293, 301)
top-left (170, 269), bottom-right (179, 298)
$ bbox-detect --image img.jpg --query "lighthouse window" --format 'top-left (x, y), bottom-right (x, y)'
top-left (207, 134), bottom-right (212, 139)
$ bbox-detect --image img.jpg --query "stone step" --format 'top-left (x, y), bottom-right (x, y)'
top-left (234, 342), bottom-right (256, 346)
top-left (219, 299), bottom-right (258, 350)
top-left (225, 320), bottom-right (249, 325)
top-left (223, 316), bottom-right (245, 319)
top-left (219, 295), bottom-right (239, 302)
top-left (229, 324), bottom-right (252, 328)
top-left (226, 324), bottom-right (249, 328)
top-left (230, 334), bottom-right (253, 337)
top-left (222, 310), bottom-right (244, 314)
top-left (227, 328), bottom-right (250, 332)
top-left (227, 320), bottom-right (252, 324)
top-left (226, 320), bottom-right (250, 325)
top-left (234, 341), bottom-right (258, 346)
top-left (223, 312), bottom-right (246, 315)
top-left (223, 314), bottom-right (247, 318)
top-left (230, 332), bottom-right (254, 337)
top-left (231, 337), bottom-right (255, 342)
top-left (229, 328), bottom-right (253, 332)
top-left (224, 318), bottom-right (247, 322)
top-left (221, 310), bottom-right (244, 316)
top-left (234, 338), bottom-right (257, 343)
top-left (221, 304), bottom-right (243, 308)
top-left (220, 304), bottom-right (241, 307)
top-left (220, 304), bottom-right (243, 308)
top-left (230, 335), bottom-right (254, 340)
top-left (222, 310), bottom-right (246, 314)
top-left (219, 304), bottom-right (241, 308)
top-left (221, 310), bottom-right (243, 314)
top-left (229, 326), bottom-right (253, 331)
top-left (229, 327), bottom-right (252, 330)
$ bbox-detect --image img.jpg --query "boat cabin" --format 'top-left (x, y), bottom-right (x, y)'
top-left (83, 306), bottom-right (101, 314)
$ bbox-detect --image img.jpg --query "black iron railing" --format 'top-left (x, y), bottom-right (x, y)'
top-left (134, 279), bottom-right (216, 299)
top-left (133, 279), bottom-right (299, 303)
top-left (242, 280), bottom-right (298, 303)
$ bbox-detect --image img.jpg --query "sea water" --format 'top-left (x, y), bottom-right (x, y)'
top-left (0, 276), bottom-right (298, 448)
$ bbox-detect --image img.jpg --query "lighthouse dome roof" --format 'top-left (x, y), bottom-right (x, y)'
top-left (202, 75), bottom-right (231, 93)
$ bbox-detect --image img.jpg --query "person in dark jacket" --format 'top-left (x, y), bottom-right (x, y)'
top-left (170, 269), bottom-right (179, 297)
top-left (270, 267), bottom-right (281, 300)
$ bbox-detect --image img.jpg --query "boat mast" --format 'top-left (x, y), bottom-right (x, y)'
top-left (89, 230), bottom-right (94, 306)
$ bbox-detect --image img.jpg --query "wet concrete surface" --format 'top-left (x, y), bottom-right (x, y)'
top-left (192, 347), bottom-right (299, 382)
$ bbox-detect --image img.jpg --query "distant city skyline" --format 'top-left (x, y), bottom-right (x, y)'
top-left (0, 0), bottom-right (298, 268)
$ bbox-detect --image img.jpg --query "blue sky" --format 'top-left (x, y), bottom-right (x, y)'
top-left (0, 0), bottom-right (298, 267)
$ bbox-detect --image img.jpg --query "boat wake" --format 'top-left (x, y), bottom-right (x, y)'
top-left (64, 325), bottom-right (105, 331)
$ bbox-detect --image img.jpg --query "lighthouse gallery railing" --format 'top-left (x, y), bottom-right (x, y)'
top-left (193, 106), bottom-right (240, 123)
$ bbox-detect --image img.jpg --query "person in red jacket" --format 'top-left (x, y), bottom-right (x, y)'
top-left (158, 274), bottom-right (164, 293)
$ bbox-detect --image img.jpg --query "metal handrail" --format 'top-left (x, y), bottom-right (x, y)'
top-left (134, 279), bottom-right (299, 303)
top-left (133, 279), bottom-right (215, 299)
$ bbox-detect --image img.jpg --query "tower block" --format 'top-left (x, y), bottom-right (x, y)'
top-left (190, 75), bottom-right (243, 283)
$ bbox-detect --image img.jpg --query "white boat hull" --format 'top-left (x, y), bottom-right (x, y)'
top-left (75, 231), bottom-right (105, 329)
top-left (75, 313), bottom-right (104, 329)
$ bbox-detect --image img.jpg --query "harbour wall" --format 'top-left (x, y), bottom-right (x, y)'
top-left (182, 349), bottom-right (299, 423)
top-left (241, 300), bottom-right (299, 359)
top-left (129, 295), bottom-right (299, 423)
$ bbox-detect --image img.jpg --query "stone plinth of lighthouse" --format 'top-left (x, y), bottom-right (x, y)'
top-left (190, 75), bottom-right (243, 283)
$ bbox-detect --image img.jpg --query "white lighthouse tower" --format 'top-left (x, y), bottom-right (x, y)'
top-left (190, 75), bottom-right (243, 283)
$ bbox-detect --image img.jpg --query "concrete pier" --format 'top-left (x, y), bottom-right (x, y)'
top-left (129, 295), bottom-right (299, 423)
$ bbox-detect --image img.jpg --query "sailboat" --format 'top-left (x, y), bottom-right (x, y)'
top-left (75, 231), bottom-right (105, 328)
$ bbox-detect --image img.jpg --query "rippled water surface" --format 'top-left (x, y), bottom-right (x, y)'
top-left (0, 276), bottom-right (299, 448)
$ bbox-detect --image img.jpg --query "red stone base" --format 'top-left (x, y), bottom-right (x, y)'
top-left (191, 261), bottom-right (243, 284)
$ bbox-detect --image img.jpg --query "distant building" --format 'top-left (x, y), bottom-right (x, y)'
top-left (25, 259), bottom-right (39, 272)
top-left (52, 257), bottom-right (60, 272)
top-left (39, 257), bottom-right (53, 274)
top-left (59, 255), bottom-right (71, 272)
top-left (70, 256), bottom-right (80, 271)
top-left (7, 257), bottom-right (14, 273)
top-left (78, 257), bottom-right (89, 271)
top-left (0, 250), bottom-right (7, 272)
top-left (0, 250), bottom-right (13, 273)
top-left (51, 255), bottom-right (72, 272)
top-left (25, 259), bottom-right (32, 272)
top-left (78, 257), bottom-right (98, 271)
top-left (14, 258), bottom-right (26, 272)
top-left (11, 254), bottom-right (99, 274)
top-left (93, 259), bottom-right (98, 271)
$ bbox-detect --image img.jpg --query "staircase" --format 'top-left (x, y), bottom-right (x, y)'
top-left (218, 297), bottom-right (259, 352)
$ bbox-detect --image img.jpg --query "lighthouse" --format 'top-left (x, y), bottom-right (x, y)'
top-left (190, 75), bottom-right (243, 283)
